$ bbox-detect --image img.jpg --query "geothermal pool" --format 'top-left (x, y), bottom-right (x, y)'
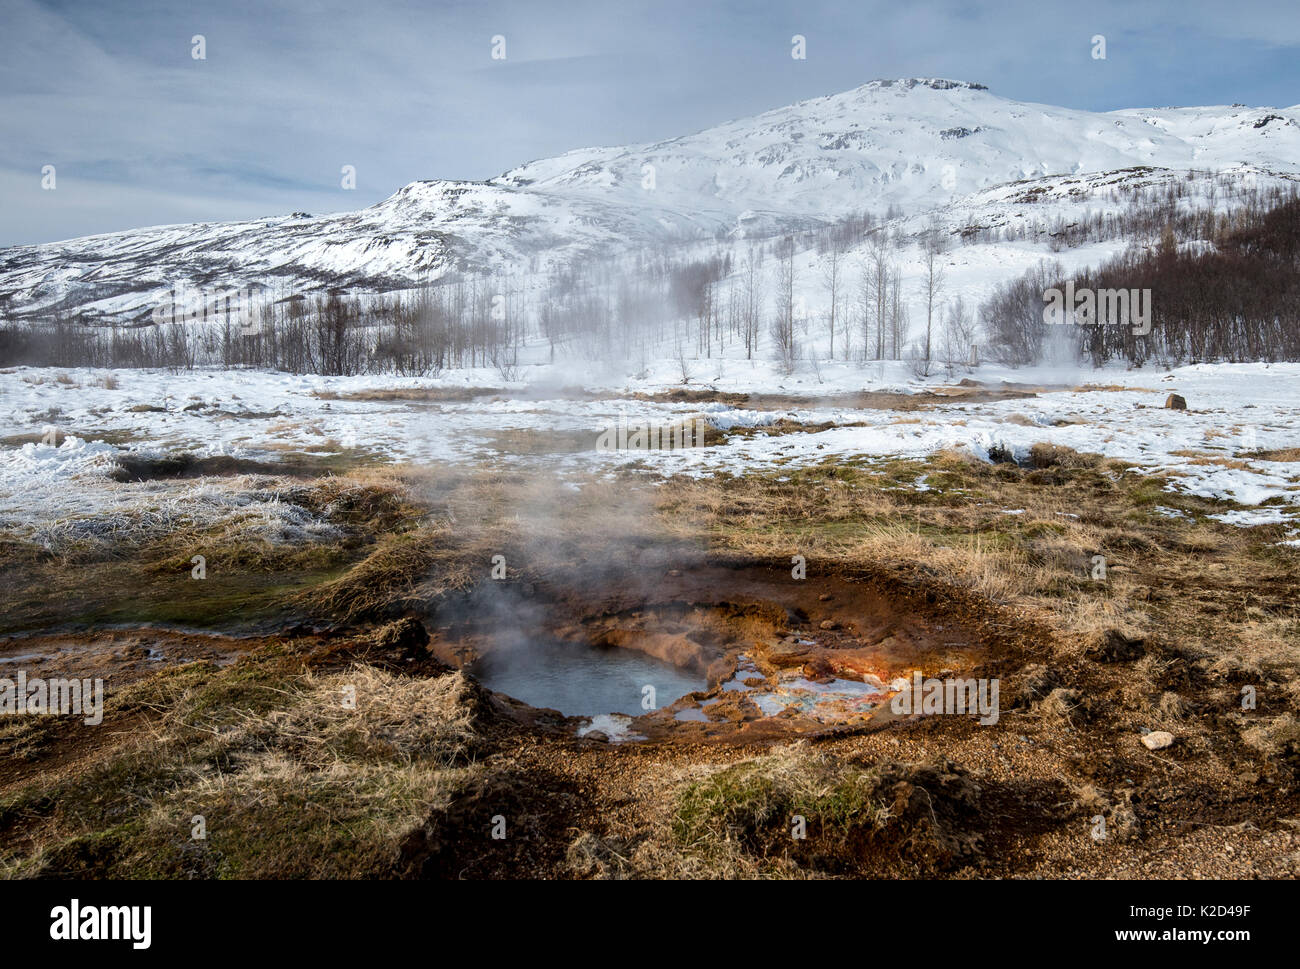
top-left (467, 637), bottom-right (706, 717)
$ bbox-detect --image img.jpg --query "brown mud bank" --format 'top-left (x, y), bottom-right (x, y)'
top-left (0, 627), bottom-right (251, 684)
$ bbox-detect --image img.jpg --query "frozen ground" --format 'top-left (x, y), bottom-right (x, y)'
top-left (2, 359), bottom-right (1299, 537)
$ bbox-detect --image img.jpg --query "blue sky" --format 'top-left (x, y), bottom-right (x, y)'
top-left (2, 0), bottom-right (1298, 246)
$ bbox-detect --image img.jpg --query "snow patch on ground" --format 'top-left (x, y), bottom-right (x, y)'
top-left (3, 361), bottom-right (1299, 528)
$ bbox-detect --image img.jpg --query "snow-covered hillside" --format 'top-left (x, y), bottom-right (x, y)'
top-left (2, 78), bottom-right (1299, 325)
top-left (499, 79), bottom-right (1300, 219)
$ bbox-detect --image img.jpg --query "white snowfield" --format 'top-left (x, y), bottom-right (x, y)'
top-left (2, 360), bottom-right (1298, 540)
top-left (2, 78), bottom-right (1298, 323)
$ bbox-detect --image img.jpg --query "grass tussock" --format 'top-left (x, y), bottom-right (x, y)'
top-left (586, 745), bottom-right (983, 879)
top-left (0, 655), bottom-right (486, 879)
top-left (299, 525), bottom-right (471, 620)
top-left (1243, 447), bottom-right (1300, 463)
top-left (1242, 713), bottom-right (1300, 767)
top-left (1063, 782), bottom-right (1141, 843)
top-left (644, 743), bottom-right (977, 874)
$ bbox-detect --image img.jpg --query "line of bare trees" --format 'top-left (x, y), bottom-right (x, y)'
top-left (981, 190), bottom-right (1300, 366)
top-left (0, 221), bottom-right (919, 377)
top-left (6, 176), bottom-right (1288, 377)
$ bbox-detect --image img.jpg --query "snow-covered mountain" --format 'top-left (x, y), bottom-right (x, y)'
top-left (3, 78), bottom-right (1299, 323)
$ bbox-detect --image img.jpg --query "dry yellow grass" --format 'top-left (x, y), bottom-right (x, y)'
top-left (2, 661), bottom-right (486, 879)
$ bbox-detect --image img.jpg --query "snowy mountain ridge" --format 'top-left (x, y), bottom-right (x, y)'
top-left (2, 77), bottom-right (1299, 323)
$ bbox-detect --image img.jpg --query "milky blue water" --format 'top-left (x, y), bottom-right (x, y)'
top-left (469, 639), bottom-right (705, 717)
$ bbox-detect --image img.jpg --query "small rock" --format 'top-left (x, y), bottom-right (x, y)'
top-left (802, 657), bottom-right (835, 681)
top-left (1142, 730), bottom-right (1175, 750)
top-left (818, 593), bottom-right (833, 601)
top-left (818, 619), bottom-right (839, 631)
top-left (1165, 394), bottom-right (1187, 410)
